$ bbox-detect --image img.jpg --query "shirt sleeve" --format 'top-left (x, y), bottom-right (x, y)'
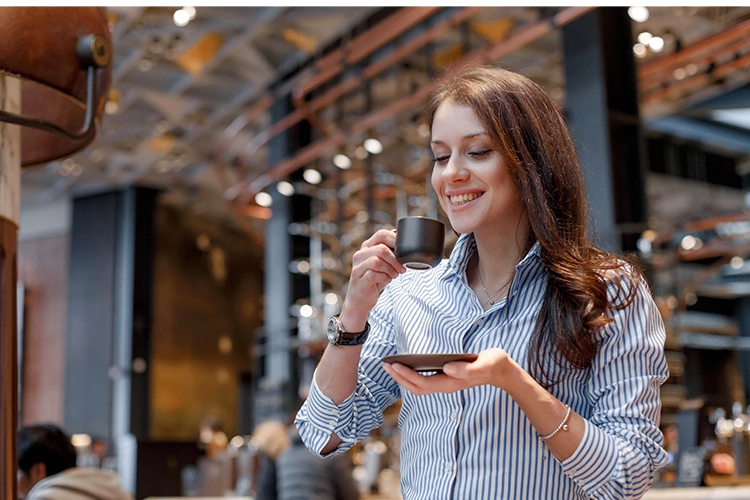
top-left (296, 284), bottom-right (402, 457)
top-left (559, 275), bottom-right (670, 499)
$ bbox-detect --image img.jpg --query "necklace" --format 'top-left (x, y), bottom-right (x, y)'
top-left (477, 266), bottom-right (508, 306)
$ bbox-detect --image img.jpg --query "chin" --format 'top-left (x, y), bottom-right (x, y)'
top-left (445, 218), bottom-right (475, 235)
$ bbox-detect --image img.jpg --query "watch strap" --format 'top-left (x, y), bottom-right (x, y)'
top-left (329, 314), bottom-right (370, 346)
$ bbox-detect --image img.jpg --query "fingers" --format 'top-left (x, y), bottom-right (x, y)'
top-left (349, 229), bottom-right (406, 297)
top-left (357, 255), bottom-right (402, 280)
top-left (442, 361), bottom-right (471, 378)
top-left (354, 231), bottom-right (405, 276)
top-left (362, 228), bottom-right (398, 250)
top-left (383, 363), bottom-right (463, 396)
top-left (442, 349), bottom-right (512, 389)
top-left (342, 228), bottom-right (405, 315)
top-left (383, 363), bottom-right (426, 395)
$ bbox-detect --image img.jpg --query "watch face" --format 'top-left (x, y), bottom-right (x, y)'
top-left (327, 316), bottom-right (341, 343)
top-left (326, 315), bottom-right (369, 346)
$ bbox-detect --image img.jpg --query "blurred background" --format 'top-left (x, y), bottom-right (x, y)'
top-left (8, 5), bottom-right (750, 498)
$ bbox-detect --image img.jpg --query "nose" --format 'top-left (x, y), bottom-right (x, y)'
top-left (441, 156), bottom-right (469, 183)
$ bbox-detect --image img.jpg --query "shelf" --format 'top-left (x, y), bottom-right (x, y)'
top-left (679, 332), bottom-right (750, 350)
top-left (673, 311), bottom-right (738, 336)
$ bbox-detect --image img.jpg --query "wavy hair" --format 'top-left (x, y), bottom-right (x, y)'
top-left (427, 65), bottom-right (640, 385)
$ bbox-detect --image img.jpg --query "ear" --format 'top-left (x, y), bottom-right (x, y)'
top-left (28, 462), bottom-right (47, 484)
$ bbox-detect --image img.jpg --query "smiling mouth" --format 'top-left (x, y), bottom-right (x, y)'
top-left (449, 193), bottom-right (482, 206)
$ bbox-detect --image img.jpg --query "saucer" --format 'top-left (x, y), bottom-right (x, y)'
top-left (381, 353), bottom-right (478, 373)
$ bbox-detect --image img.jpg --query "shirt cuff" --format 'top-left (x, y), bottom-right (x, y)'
top-left (296, 371), bottom-right (356, 456)
top-left (560, 419), bottom-right (619, 494)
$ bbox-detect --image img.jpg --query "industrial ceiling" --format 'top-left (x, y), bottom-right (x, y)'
top-left (16, 6), bottom-right (750, 249)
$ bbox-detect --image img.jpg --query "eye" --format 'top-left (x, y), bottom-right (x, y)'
top-left (468, 149), bottom-right (492, 158)
top-left (432, 154), bottom-right (450, 165)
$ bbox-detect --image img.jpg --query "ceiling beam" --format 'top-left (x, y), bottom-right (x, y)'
top-left (234, 7), bottom-right (484, 174)
top-left (638, 17), bottom-right (750, 107)
top-left (298, 7), bottom-right (442, 97)
top-left (226, 6), bottom-right (594, 205)
top-left (639, 17), bottom-right (750, 82)
top-left (216, 7), bottom-right (482, 199)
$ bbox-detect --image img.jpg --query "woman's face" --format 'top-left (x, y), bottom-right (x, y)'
top-left (430, 101), bottom-right (525, 237)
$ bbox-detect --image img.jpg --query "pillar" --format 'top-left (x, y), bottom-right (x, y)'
top-left (562, 7), bottom-right (648, 252)
top-left (737, 297), bottom-right (750, 408)
top-left (0, 73), bottom-right (21, 500)
top-left (254, 95), bottom-right (311, 425)
top-left (63, 187), bottom-right (158, 448)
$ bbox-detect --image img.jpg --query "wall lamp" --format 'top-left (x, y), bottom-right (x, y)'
top-left (0, 7), bottom-right (113, 165)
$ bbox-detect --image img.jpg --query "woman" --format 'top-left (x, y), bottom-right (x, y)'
top-left (296, 65), bottom-right (668, 499)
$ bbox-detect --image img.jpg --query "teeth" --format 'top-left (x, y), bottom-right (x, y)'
top-left (449, 193), bottom-right (481, 205)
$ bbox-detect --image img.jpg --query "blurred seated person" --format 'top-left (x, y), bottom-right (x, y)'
top-left (252, 419), bottom-right (359, 500)
top-left (17, 423), bottom-right (133, 500)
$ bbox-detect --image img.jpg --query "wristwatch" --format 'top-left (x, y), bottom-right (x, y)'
top-left (326, 314), bottom-right (370, 346)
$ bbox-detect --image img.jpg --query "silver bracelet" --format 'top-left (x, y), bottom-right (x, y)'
top-left (540, 404), bottom-right (571, 440)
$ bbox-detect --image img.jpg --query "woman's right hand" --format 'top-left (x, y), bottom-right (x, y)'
top-left (340, 229), bottom-right (406, 325)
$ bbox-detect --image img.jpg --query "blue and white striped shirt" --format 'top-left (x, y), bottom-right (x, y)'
top-left (296, 232), bottom-right (669, 499)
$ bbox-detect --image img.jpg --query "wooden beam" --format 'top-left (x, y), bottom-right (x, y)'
top-left (230, 6), bottom-right (594, 203)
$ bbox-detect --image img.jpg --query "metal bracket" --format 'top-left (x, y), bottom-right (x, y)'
top-left (0, 34), bottom-right (110, 141)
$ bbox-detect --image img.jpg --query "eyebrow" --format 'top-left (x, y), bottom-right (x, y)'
top-left (430, 132), bottom-right (488, 145)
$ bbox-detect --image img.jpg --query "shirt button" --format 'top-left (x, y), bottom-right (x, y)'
top-left (477, 318), bottom-right (485, 326)
top-left (451, 410), bottom-right (459, 420)
top-left (445, 463), bottom-right (453, 473)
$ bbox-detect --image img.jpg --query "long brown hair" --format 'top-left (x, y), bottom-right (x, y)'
top-left (427, 65), bottom-right (640, 385)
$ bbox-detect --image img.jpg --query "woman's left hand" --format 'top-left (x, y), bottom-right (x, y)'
top-left (382, 348), bottom-right (517, 395)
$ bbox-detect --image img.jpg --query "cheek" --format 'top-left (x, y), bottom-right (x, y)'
top-left (431, 170), bottom-right (448, 209)
top-left (430, 167), bottom-right (441, 192)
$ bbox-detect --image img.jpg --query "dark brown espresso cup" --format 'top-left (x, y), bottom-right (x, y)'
top-left (395, 216), bottom-right (445, 270)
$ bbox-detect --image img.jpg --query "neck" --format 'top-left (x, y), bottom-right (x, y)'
top-left (473, 220), bottom-right (530, 282)
top-left (476, 261), bottom-right (513, 306)
top-left (469, 223), bottom-right (530, 309)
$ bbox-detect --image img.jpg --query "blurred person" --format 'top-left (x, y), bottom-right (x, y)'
top-left (76, 436), bottom-right (108, 469)
top-left (252, 420), bottom-right (291, 500)
top-left (296, 65), bottom-right (669, 499)
top-left (199, 417), bottom-right (229, 459)
top-left (17, 423), bottom-right (132, 500)
top-left (252, 420), bottom-right (358, 500)
top-left (91, 437), bottom-right (108, 466)
top-left (654, 424), bottom-right (678, 486)
top-left (662, 423), bottom-right (678, 456)
top-left (195, 418), bottom-right (233, 496)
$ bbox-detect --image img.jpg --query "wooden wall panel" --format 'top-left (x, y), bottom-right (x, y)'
top-left (150, 205), bottom-right (263, 440)
top-left (17, 233), bottom-right (69, 425)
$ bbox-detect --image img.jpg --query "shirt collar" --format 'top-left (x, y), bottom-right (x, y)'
top-left (441, 232), bottom-right (543, 281)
